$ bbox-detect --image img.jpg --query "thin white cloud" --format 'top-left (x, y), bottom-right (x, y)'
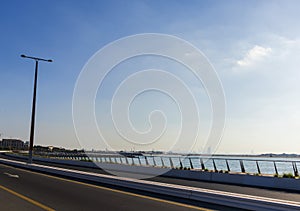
top-left (237, 45), bottom-right (272, 67)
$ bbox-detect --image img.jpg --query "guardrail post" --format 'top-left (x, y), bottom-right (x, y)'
top-left (153, 157), bottom-right (156, 166)
top-left (240, 160), bottom-right (246, 173)
top-left (256, 161), bottom-right (261, 174)
top-left (125, 157), bottom-right (129, 164)
top-left (131, 157), bottom-right (134, 165)
top-left (161, 157), bottom-right (165, 167)
top-left (225, 159), bottom-right (230, 172)
top-left (189, 158), bottom-right (194, 169)
top-left (145, 156), bottom-right (149, 166)
top-left (212, 159), bottom-right (217, 171)
top-left (138, 157), bottom-right (142, 165)
top-left (169, 157), bottom-right (174, 168)
top-left (200, 158), bottom-right (205, 170)
top-left (273, 161), bottom-right (278, 175)
top-left (179, 159), bottom-right (183, 169)
top-left (293, 162), bottom-right (299, 177)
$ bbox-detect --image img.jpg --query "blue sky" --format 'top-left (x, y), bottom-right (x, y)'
top-left (1, 0), bottom-right (300, 154)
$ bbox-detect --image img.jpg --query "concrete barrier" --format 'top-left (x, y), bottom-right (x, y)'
top-left (165, 169), bottom-right (300, 191)
top-left (0, 157), bottom-right (299, 211)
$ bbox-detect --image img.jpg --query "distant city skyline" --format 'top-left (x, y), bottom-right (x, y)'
top-left (1, 1), bottom-right (300, 154)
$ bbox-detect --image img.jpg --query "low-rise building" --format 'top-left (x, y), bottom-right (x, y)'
top-left (0, 139), bottom-right (28, 150)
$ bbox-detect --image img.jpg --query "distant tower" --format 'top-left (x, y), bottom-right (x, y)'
top-left (207, 146), bottom-right (211, 155)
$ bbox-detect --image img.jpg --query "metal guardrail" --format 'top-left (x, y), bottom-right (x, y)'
top-left (35, 152), bottom-right (300, 177)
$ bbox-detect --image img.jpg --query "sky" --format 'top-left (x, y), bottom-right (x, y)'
top-left (1, 0), bottom-right (300, 154)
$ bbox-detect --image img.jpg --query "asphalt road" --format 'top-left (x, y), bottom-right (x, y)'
top-left (0, 163), bottom-right (242, 211)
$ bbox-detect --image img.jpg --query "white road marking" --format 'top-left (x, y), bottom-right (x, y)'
top-left (4, 172), bottom-right (19, 178)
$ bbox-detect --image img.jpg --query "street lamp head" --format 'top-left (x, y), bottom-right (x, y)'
top-left (20, 54), bottom-right (53, 63)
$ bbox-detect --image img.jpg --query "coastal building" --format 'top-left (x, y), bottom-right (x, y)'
top-left (0, 139), bottom-right (28, 150)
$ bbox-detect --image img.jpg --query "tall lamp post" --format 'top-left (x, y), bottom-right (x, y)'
top-left (21, 54), bottom-right (52, 164)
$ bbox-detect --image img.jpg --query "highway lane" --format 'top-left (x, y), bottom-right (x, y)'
top-left (0, 163), bottom-right (240, 211)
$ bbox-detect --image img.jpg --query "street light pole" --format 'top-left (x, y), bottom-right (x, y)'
top-left (21, 54), bottom-right (52, 164)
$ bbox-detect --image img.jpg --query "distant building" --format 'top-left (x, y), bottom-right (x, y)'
top-left (206, 146), bottom-right (212, 155)
top-left (0, 139), bottom-right (28, 150)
